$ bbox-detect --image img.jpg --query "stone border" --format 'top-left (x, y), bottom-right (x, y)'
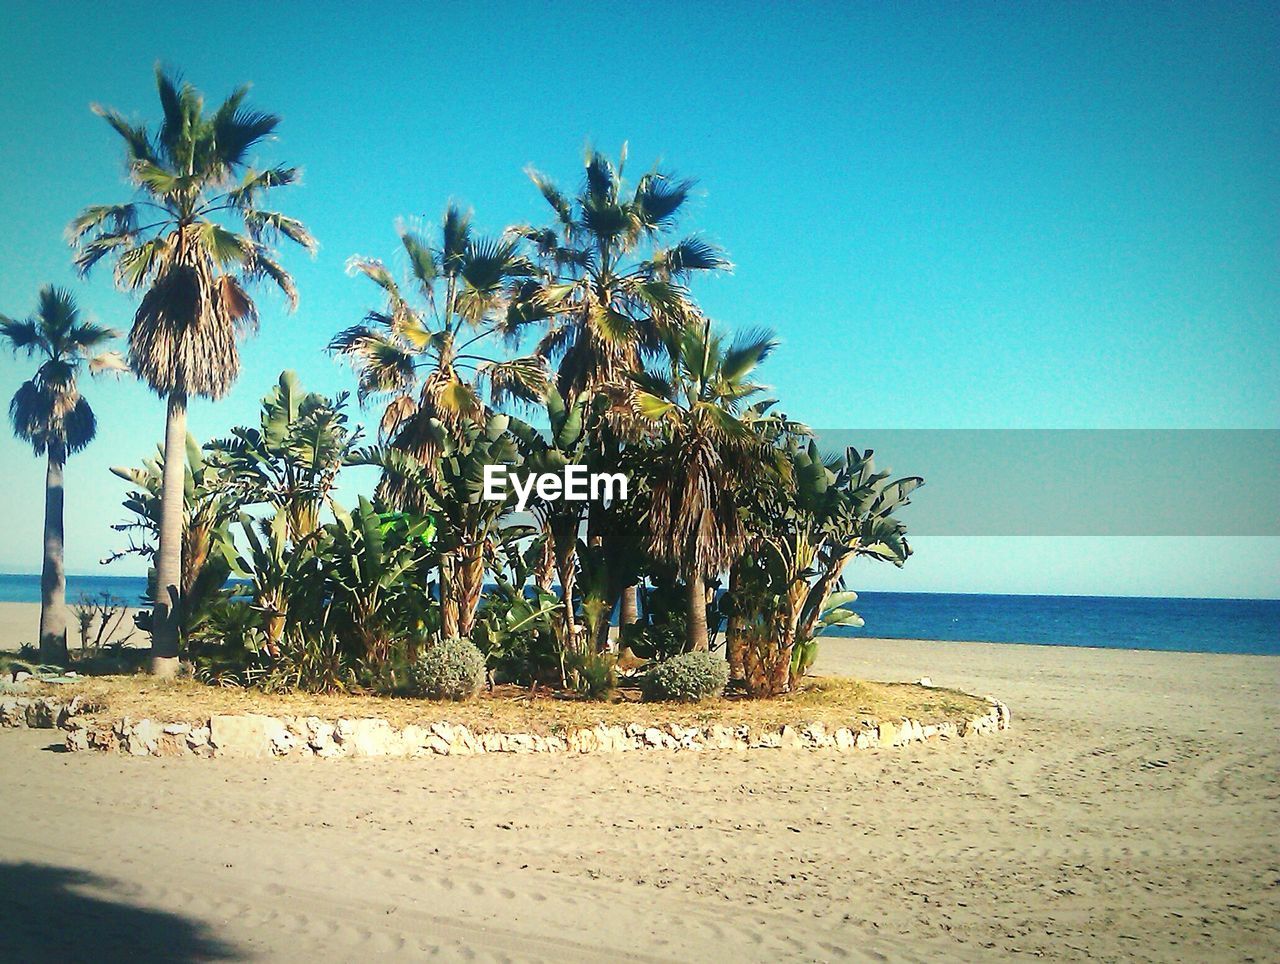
top-left (3, 694), bottom-right (1011, 759)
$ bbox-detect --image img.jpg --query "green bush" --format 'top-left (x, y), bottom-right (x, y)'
top-left (566, 650), bottom-right (618, 700)
top-left (619, 617), bottom-right (687, 662)
top-left (641, 651), bottom-right (729, 703)
top-left (409, 636), bottom-right (486, 700)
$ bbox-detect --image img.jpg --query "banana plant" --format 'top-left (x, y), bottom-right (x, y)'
top-left (207, 370), bottom-right (359, 540)
top-left (225, 510), bottom-right (320, 655)
top-left (506, 387), bottom-right (598, 652)
top-left (107, 434), bottom-right (239, 642)
top-left (323, 496), bottom-right (433, 665)
top-left (727, 442), bottom-right (921, 696)
top-left (789, 590), bottom-right (864, 682)
top-left (353, 410), bottom-right (526, 638)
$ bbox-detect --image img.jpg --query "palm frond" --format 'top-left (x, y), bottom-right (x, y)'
top-left (329, 327), bottom-right (417, 401)
top-left (89, 350), bottom-right (130, 375)
top-left (130, 160), bottom-right (185, 197)
top-left (721, 326), bottom-right (778, 382)
top-left (243, 209), bottom-right (316, 252)
top-left (247, 248), bottom-right (299, 309)
top-left (212, 105), bottom-right (280, 171)
top-left (398, 229), bottom-right (438, 292)
top-left (477, 356), bottom-right (550, 408)
top-left (9, 380), bottom-right (50, 453)
top-left (653, 236), bottom-right (731, 277)
top-left (524, 167), bottom-right (574, 227)
top-left (113, 235), bottom-right (169, 289)
top-left (90, 105), bottom-right (157, 164)
top-left (75, 233), bottom-right (136, 278)
top-left (68, 322), bottom-right (121, 353)
top-left (441, 204), bottom-right (472, 273)
top-left (198, 222), bottom-right (251, 268)
top-left (632, 172), bottom-right (695, 233)
top-left (0, 316), bottom-right (43, 353)
top-left (66, 204), bottom-right (138, 244)
top-left (584, 150), bottom-right (618, 206)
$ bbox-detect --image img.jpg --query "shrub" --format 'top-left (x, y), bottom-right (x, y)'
top-left (619, 617), bottom-right (687, 663)
top-left (566, 650), bottom-right (618, 700)
top-left (409, 636), bottom-right (486, 700)
top-left (641, 651), bottom-right (730, 703)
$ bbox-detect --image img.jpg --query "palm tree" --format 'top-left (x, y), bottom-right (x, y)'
top-left (330, 207), bottom-right (547, 508)
top-left (69, 67), bottom-right (314, 676)
top-left (512, 146), bottom-right (729, 399)
top-left (630, 320), bottom-right (780, 651)
top-left (1, 287), bottom-right (121, 664)
top-left (512, 146), bottom-right (730, 633)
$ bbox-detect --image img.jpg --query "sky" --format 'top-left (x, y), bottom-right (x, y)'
top-left (0, 2), bottom-right (1276, 597)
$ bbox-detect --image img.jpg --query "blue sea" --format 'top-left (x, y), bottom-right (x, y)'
top-left (1, 574), bottom-right (1275, 656)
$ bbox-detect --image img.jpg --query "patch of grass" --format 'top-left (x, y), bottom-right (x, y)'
top-left (26, 674), bottom-right (991, 735)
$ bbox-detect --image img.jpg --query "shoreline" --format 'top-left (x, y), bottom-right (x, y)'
top-left (1, 599), bottom-right (1275, 658)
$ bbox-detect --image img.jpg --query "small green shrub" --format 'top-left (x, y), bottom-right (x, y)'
top-left (566, 650), bottom-right (618, 700)
top-left (642, 651), bottom-right (729, 703)
top-left (409, 636), bottom-right (486, 700)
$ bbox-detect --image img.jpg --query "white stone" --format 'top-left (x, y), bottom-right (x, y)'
top-left (210, 714), bottom-right (276, 758)
top-left (125, 719), bottom-right (160, 756)
top-left (336, 718), bottom-right (403, 757)
top-left (802, 722), bottom-right (827, 746)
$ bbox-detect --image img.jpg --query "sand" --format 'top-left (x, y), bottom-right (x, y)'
top-left (0, 601), bottom-right (141, 652)
top-left (1, 631), bottom-right (1277, 961)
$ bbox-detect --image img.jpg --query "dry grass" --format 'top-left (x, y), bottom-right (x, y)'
top-left (25, 674), bottom-right (990, 735)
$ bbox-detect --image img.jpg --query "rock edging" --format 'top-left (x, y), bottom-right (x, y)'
top-left (39, 697), bottom-right (1012, 759)
top-left (0, 695), bottom-right (101, 730)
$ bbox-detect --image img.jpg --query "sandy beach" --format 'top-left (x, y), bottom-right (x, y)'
top-left (0, 601), bottom-right (141, 653)
top-left (0, 633), bottom-right (1275, 961)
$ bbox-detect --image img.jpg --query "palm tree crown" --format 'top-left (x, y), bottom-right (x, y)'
top-left (331, 205), bottom-right (548, 438)
top-left (330, 207), bottom-right (549, 511)
top-left (67, 65), bottom-right (315, 399)
top-left (2, 286), bottom-right (121, 457)
top-left (512, 146), bottom-right (731, 401)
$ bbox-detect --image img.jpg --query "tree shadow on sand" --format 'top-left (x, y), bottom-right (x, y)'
top-left (0, 861), bottom-right (242, 962)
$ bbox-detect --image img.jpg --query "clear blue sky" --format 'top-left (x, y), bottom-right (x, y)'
top-left (1, 2), bottom-right (1276, 596)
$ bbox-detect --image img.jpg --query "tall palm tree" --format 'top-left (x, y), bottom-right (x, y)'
top-left (630, 320), bottom-right (780, 651)
top-left (330, 207), bottom-right (548, 508)
top-left (512, 147), bottom-right (730, 632)
top-left (512, 146), bottom-right (729, 399)
top-left (2, 287), bottom-right (121, 664)
top-left (69, 67), bottom-right (314, 676)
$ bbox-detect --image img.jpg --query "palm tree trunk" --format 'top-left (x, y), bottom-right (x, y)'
top-left (619, 584), bottom-right (639, 627)
top-left (455, 545), bottom-right (485, 639)
top-left (38, 441), bottom-right (68, 665)
top-left (725, 562), bottom-right (745, 682)
top-left (554, 549), bottom-right (578, 656)
top-left (686, 572), bottom-right (709, 652)
top-left (150, 391), bottom-right (186, 677)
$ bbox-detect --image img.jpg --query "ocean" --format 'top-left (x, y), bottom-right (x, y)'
top-left (1, 574), bottom-right (1275, 656)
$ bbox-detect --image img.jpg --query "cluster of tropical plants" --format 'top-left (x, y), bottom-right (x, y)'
top-left (5, 66), bottom-right (923, 702)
